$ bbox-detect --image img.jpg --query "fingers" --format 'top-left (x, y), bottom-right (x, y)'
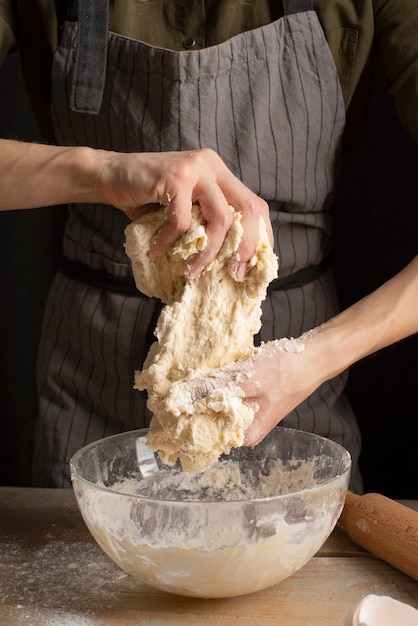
top-left (243, 414), bottom-right (269, 447)
top-left (148, 196), bottom-right (193, 257)
top-left (235, 198), bottom-right (273, 267)
top-left (143, 149), bottom-right (272, 277)
top-left (211, 153), bottom-right (273, 270)
top-left (147, 191), bottom-right (234, 277)
top-left (103, 146), bottom-right (274, 286)
top-left (187, 375), bottom-right (229, 403)
top-left (166, 372), bottom-right (236, 415)
top-left (185, 189), bottom-right (234, 278)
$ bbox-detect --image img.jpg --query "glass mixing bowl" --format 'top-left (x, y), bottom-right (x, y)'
top-left (70, 427), bottom-right (351, 598)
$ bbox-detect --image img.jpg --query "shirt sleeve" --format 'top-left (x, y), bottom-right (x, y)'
top-left (373, 0), bottom-right (418, 144)
top-left (0, 2), bottom-right (18, 64)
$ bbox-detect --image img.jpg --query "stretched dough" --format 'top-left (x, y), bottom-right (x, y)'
top-left (124, 205), bottom-right (278, 471)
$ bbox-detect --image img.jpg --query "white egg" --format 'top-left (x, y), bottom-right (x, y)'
top-left (348, 594), bottom-right (418, 626)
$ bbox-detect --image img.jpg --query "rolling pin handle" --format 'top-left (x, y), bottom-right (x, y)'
top-left (339, 490), bottom-right (418, 581)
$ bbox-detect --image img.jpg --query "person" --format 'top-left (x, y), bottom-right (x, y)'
top-left (0, 1), bottom-right (417, 491)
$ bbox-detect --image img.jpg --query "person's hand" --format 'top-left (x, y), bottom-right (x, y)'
top-left (98, 148), bottom-right (272, 277)
top-left (169, 335), bottom-right (323, 447)
top-left (237, 338), bottom-right (321, 445)
top-left (0, 141), bottom-right (272, 278)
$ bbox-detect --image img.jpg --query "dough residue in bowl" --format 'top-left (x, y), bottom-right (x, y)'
top-left (111, 456), bottom-right (318, 503)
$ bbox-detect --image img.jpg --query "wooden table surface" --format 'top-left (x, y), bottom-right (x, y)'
top-left (0, 487), bottom-right (417, 626)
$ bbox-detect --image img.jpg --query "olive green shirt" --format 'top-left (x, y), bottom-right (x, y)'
top-left (1, 0), bottom-right (417, 151)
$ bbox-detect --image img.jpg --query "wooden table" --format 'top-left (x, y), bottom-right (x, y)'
top-left (1, 487), bottom-right (417, 626)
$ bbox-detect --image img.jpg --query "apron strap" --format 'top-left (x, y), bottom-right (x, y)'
top-left (59, 257), bottom-right (139, 295)
top-left (282, 0), bottom-right (313, 15)
top-left (66, 0), bottom-right (109, 114)
top-left (59, 255), bottom-right (329, 296)
top-left (267, 256), bottom-right (329, 293)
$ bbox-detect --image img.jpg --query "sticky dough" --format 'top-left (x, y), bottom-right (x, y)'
top-left (124, 205), bottom-right (278, 471)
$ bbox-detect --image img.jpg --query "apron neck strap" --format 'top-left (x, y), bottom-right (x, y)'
top-left (66, 0), bottom-right (109, 115)
top-left (282, 0), bottom-right (313, 15)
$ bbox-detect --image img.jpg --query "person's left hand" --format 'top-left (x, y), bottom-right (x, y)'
top-left (98, 147), bottom-right (272, 278)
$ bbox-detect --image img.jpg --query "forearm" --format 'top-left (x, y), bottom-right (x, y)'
top-left (161, 256), bottom-right (418, 447)
top-left (0, 139), bottom-right (107, 210)
top-left (311, 256), bottom-right (418, 384)
top-left (0, 141), bottom-right (270, 276)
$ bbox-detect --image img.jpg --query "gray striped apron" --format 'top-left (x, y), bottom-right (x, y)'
top-left (32, 0), bottom-right (362, 491)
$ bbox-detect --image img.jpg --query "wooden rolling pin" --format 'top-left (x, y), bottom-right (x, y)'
top-left (339, 490), bottom-right (418, 580)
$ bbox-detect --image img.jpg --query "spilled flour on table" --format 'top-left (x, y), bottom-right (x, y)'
top-left (11, 609), bottom-right (102, 626)
top-left (0, 536), bottom-right (132, 625)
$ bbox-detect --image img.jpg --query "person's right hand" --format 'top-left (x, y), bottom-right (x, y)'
top-left (166, 254), bottom-right (418, 449)
top-left (166, 336), bottom-right (322, 449)
top-left (98, 148), bottom-right (272, 278)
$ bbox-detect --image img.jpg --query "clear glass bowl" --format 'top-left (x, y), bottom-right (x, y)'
top-left (70, 427), bottom-right (351, 598)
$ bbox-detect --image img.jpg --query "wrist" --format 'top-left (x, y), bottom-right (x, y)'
top-left (302, 298), bottom-right (393, 386)
top-left (50, 145), bottom-right (107, 205)
top-left (85, 149), bottom-right (149, 211)
top-left (301, 322), bottom-right (358, 386)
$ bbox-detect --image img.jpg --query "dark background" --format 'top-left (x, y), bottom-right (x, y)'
top-left (0, 51), bottom-right (417, 497)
